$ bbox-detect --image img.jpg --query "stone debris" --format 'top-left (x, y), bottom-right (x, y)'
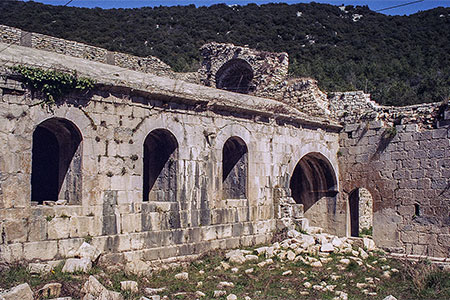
top-left (81, 275), bottom-right (124, 300)
top-left (0, 283), bottom-right (34, 300)
top-left (213, 290), bottom-right (227, 297)
top-left (77, 242), bottom-right (101, 262)
top-left (28, 262), bottom-right (54, 274)
top-left (37, 282), bottom-right (62, 299)
top-left (245, 268), bottom-right (254, 274)
top-left (195, 291), bottom-right (206, 297)
top-left (282, 270), bottom-right (292, 276)
top-left (226, 294), bottom-right (237, 300)
top-left (217, 281), bottom-right (235, 289)
top-left (145, 287), bottom-right (166, 296)
top-left (62, 258), bottom-right (92, 273)
top-left (383, 296), bottom-right (398, 300)
top-left (120, 281), bottom-right (138, 293)
top-left (174, 272), bottom-right (189, 280)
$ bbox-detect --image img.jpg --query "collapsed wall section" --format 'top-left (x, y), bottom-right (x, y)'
top-left (334, 92), bottom-right (450, 257)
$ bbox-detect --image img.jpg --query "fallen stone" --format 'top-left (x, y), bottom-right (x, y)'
top-left (311, 261), bottom-right (323, 267)
top-left (37, 283), bottom-right (62, 299)
top-left (226, 294), bottom-right (237, 300)
top-left (255, 246), bottom-right (268, 255)
top-left (174, 272), bottom-right (189, 280)
top-left (286, 250), bottom-right (296, 261)
top-left (28, 262), bottom-right (53, 274)
top-left (120, 281), bottom-right (138, 293)
top-left (359, 248), bottom-right (369, 260)
top-left (282, 270), bottom-right (292, 276)
top-left (213, 290), bottom-right (226, 297)
top-left (299, 234), bottom-right (315, 248)
top-left (77, 242), bottom-right (101, 262)
top-left (81, 276), bottom-right (107, 297)
top-left (145, 287), bottom-right (166, 296)
top-left (304, 282), bottom-right (312, 288)
top-left (245, 254), bottom-right (259, 262)
top-left (320, 243), bottom-right (334, 252)
top-left (245, 268), bottom-right (254, 274)
top-left (382, 296), bottom-right (397, 300)
top-left (195, 291), bottom-right (206, 297)
top-left (0, 283), bottom-right (33, 300)
top-left (220, 262), bottom-right (231, 270)
top-left (231, 267), bottom-right (239, 273)
top-left (363, 238), bottom-right (376, 251)
top-left (62, 258), bottom-right (92, 273)
top-left (339, 258), bottom-right (350, 265)
top-left (217, 281), bottom-right (235, 289)
top-left (97, 290), bottom-right (124, 300)
top-left (331, 237), bottom-right (343, 248)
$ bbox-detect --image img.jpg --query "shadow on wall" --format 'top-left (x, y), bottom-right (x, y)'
top-left (31, 117), bottom-right (82, 204)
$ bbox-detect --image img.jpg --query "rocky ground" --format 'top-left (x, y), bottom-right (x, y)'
top-left (0, 228), bottom-right (448, 300)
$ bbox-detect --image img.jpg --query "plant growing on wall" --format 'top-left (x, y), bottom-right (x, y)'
top-left (11, 65), bottom-right (95, 106)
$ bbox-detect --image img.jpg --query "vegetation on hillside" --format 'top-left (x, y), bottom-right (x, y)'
top-left (0, 1), bottom-right (449, 106)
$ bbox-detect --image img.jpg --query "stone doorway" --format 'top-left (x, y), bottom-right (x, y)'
top-left (349, 188), bottom-right (373, 237)
top-left (143, 129), bottom-right (178, 202)
top-left (31, 118), bottom-right (82, 204)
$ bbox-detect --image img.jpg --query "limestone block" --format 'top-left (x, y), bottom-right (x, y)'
top-left (77, 242), bottom-right (101, 261)
top-left (37, 283), bottom-right (62, 299)
top-left (120, 281), bottom-right (138, 293)
top-left (3, 219), bottom-right (27, 243)
top-left (0, 283), bottom-right (33, 300)
top-left (58, 238), bottom-right (84, 258)
top-left (62, 258), bottom-right (92, 273)
top-left (48, 217), bottom-right (71, 240)
top-left (28, 262), bottom-right (54, 274)
top-left (24, 241), bottom-right (58, 261)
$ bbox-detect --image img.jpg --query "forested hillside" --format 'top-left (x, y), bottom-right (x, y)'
top-left (1, 1), bottom-right (449, 106)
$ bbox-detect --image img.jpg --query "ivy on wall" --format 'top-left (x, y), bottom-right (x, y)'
top-left (11, 65), bottom-right (95, 106)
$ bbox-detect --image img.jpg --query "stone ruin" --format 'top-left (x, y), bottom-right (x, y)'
top-left (0, 25), bottom-right (448, 271)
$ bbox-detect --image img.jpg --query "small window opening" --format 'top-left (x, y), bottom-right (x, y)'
top-left (222, 137), bottom-right (248, 199)
top-left (143, 129), bottom-right (178, 202)
top-left (31, 118), bottom-right (82, 204)
top-left (414, 203), bottom-right (421, 217)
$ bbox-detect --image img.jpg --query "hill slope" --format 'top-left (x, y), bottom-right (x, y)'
top-left (0, 1), bottom-right (449, 106)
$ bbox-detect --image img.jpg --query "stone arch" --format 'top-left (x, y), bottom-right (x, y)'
top-left (215, 59), bottom-right (255, 94)
top-left (31, 117), bottom-right (83, 204)
top-left (348, 187), bottom-right (373, 237)
top-left (143, 129), bottom-right (179, 202)
top-left (222, 136), bottom-right (248, 200)
top-left (289, 152), bottom-right (338, 212)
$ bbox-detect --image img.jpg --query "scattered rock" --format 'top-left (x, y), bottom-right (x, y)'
top-left (174, 272), bottom-right (189, 280)
top-left (213, 290), bottom-right (226, 297)
top-left (28, 262), bottom-right (53, 274)
top-left (286, 250), bottom-right (296, 261)
top-left (311, 261), bottom-right (323, 267)
top-left (245, 255), bottom-right (259, 261)
top-left (145, 287), bottom-right (166, 296)
top-left (231, 267), bottom-right (239, 273)
top-left (363, 238), bottom-right (376, 251)
top-left (62, 258), bottom-right (92, 273)
top-left (0, 283), bottom-right (33, 300)
top-left (77, 242), bottom-right (101, 261)
top-left (245, 268), bottom-right (254, 274)
top-left (37, 282), bottom-right (62, 299)
top-left (282, 270), bottom-right (292, 276)
top-left (217, 282), bottom-right (235, 289)
top-left (120, 281), bottom-right (138, 293)
top-left (382, 296), bottom-right (397, 300)
top-left (304, 282), bottom-right (312, 288)
top-left (226, 294), bottom-right (237, 300)
top-left (339, 258), bottom-right (351, 265)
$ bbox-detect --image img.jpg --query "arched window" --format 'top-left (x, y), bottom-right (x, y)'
top-left (349, 187), bottom-right (373, 237)
top-left (222, 137), bottom-right (248, 199)
top-left (31, 118), bottom-right (82, 204)
top-left (215, 59), bottom-right (255, 94)
top-left (143, 129), bottom-right (178, 202)
top-left (289, 152), bottom-right (337, 212)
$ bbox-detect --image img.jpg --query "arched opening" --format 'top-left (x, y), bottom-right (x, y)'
top-left (222, 137), bottom-right (248, 199)
top-left (349, 187), bottom-right (373, 237)
top-left (31, 118), bottom-right (82, 204)
top-left (143, 129), bottom-right (178, 202)
top-left (289, 152), bottom-right (337, 212)
top-left (215, 59), bottom-right (255, 94)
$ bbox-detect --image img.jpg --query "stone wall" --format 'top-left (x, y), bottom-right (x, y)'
top-left (336, 92), bottom-right (450, 257)
top-left (0, 43), bottom-right (341, 265)
top-left (358, 188), bottom-right (373, 231)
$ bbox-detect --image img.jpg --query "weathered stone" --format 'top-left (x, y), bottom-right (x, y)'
top-left (0, 283), bottom-right (33, 300)
top-left (174, 272), bottom-right (189, 280)
top-left (37, 283), bottom-right (62, 299)
top-left (320, 243), bottom-right (334, 252)
top-left (77, 242), bottom-right (101, 261)
top-left (120, 281), bottom-right (138, 293)
top-left (62, 258), bottom-right (92, 273)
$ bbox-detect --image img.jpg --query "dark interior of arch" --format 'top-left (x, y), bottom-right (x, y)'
top-left (31, 118), bottom-right (82, 204)
top-left (143, 129), bottom-right (178, 202)
top-left (349, 189), bottom-right (360, 237)
top-left (222, 137), bottom-right (248, 199)
top-left (289, 153), bottom-right (337, 212)
top-left (215, 59), bottom-right (254, 94)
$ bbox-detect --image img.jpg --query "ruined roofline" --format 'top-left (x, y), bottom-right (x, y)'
top-left (0, 42), bottom-right (341, 131)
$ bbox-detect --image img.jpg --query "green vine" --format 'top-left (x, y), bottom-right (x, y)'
top-left (11, 65), bottom-right (95, 106)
